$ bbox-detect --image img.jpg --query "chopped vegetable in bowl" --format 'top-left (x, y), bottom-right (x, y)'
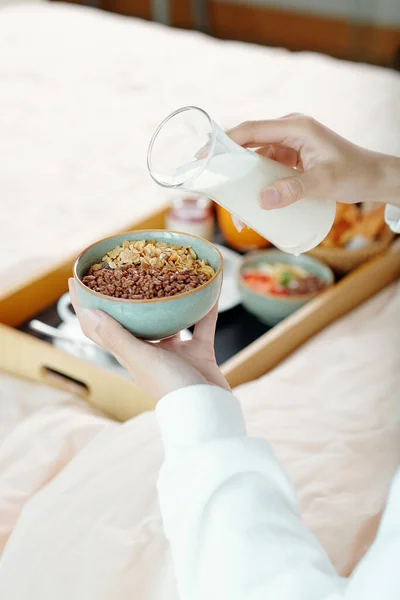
top-left (241, 263), bottom-right (327, 297)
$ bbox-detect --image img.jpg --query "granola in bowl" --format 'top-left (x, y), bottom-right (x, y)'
top-left (82, 240), bottom-right (216, 300)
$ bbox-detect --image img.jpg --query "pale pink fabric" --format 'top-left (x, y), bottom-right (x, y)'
top-left (0, 282), bottom-right (398, 599)
top-left (235, 281), bottom-right (400, 576)
top-left (0, 3), bottom-right (400, 596)
top-left (0, 376), bottom-right (113, 553)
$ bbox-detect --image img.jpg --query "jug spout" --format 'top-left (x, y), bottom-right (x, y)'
top-left (148, 106), bottom-right (336, 255)
top-left (147, 105), bottom-right (247, 192)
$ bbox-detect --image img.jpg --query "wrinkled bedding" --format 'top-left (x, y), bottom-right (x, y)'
top-left (0, 282), bottom-right (399, 599)
top-left (2, 1), bottom-right (400, 292)
top-left (1, 2), bottom-right (400, 596)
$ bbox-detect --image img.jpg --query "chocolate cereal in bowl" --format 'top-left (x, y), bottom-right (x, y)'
top-left (74, 230), bottom-right (222, 340)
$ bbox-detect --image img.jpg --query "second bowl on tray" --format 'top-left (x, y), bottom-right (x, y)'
top-left (74, 230), bottom-right (223, 340)
top-left (239, 249), bottom-right (335, 326)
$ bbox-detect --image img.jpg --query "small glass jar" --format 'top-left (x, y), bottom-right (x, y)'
top-left (165, 196), bottom-right (215, 241)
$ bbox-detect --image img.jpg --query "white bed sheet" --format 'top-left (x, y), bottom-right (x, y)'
top-left (1, 1), bottom-right (400, 293)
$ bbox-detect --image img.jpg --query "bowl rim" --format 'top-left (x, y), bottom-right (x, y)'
top-left (73, 229), bottom-right (223, 304)
top-left (239, 249), bottom-right (335, 303)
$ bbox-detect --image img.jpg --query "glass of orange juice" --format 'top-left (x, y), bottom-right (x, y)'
top-left (216, 205), bottom-right (270, 252)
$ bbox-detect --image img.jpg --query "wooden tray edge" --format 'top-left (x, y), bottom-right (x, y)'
top-left (0, 324), bottom-right (154, 421)
top-left (222, 239), bottom-right (400, 388)
top-left (0, 206), bottom-right (168, 327)
top-left (2, 204), bottom-right (399, 421)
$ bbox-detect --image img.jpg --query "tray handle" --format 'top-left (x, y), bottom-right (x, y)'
top-left (40, 366), bottom-right (90, 397)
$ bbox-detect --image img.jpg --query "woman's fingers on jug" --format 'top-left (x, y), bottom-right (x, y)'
top-left (256, 144), bottom-right (299, 168)
top-left (259, 165), bottom-right (333, 209)
top-left (226, 116), bottom-right (312, 148)
top-left (227, 120), bottom-right (290, 148)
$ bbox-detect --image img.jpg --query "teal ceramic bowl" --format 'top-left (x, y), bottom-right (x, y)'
top-left (74, 230), bottom-right (223, 340)
top-left (239, 250), bottom-right (334, 326)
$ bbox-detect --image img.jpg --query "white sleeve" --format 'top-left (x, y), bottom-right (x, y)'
top-left (385, 204), bottom-right (400, 233)
top-left (156, 385), bottom-right (345, 600)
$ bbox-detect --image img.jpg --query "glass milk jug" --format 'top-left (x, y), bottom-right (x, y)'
top-left (147, 106), bottom-right (336, 254)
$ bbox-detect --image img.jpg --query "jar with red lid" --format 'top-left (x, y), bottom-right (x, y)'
top-left (165, 196), bottom-right (215, 241)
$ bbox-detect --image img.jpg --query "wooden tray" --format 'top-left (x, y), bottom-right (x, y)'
top-left (1, 207), bottom-right (400, 421)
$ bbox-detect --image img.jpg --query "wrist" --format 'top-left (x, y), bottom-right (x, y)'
top-left (160, 373), bottom-right (207, 403)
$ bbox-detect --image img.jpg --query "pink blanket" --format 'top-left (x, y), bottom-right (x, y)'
top-left (0, 282), bottom-right (398, 598)
top-left (1, 3), bottom-right (399, 596)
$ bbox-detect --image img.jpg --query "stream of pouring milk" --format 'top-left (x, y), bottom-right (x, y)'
top-left (177, 152), bottom-right (336, 254)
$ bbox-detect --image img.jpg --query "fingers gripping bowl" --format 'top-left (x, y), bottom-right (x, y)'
top-left (74, 230), bottom-right (223, 340)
